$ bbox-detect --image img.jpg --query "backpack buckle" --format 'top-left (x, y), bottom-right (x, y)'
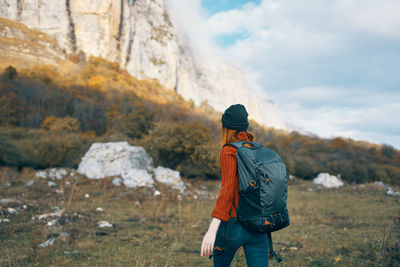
top-left (249, 180), bottom-right (256, 187)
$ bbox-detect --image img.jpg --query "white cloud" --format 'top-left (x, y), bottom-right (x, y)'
top-left (167, 0), bottom-right (400, 148)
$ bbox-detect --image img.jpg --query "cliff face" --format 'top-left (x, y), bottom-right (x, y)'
top-left (0, 0), bottom-right (286, 129)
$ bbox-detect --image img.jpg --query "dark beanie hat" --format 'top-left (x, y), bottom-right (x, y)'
top-left (222, 104), bottom-right (249, 130)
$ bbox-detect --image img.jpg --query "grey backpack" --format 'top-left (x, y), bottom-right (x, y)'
top-left (226, 141), bottom-right (290, 262)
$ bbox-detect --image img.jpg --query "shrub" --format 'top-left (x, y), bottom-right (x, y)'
top-left (293, 156), bottom-right (316, 180)
top-left (143, 121), bottom-right (211, 172)
top-left (4, 65), bottom-right (18, 80)
top-left (41, 116), bottom-right (80, 133)
top-left (112, 103), bottom-right (154, 139)
top-left (0, 127), bottom-right (92, 168)
top-left (178, 143), bottom-right (220, 179)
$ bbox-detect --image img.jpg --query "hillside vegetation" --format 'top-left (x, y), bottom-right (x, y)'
top-left (0, 59), bottom-right (399, 185)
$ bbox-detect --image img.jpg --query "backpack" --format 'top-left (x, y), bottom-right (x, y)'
top-left (225, 141), bottom-right (290, 262)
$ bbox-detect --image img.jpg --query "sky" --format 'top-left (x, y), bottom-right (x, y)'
top-left (167, 0), bottom-right (400, 148)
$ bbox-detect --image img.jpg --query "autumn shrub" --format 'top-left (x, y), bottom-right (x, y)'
top-left (143, 121), bottom-right (215, 177)
top-left (41, 116), bottom-right (80, 132)
top-left (178, 143), bottom-right (220, 179)
top-left (0, 127), bottom-right (92, 168)
top-left (111, 103), bottom-right (154, 139)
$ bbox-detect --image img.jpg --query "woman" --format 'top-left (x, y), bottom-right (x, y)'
top-left (201, 104), bottom-right (269, 267)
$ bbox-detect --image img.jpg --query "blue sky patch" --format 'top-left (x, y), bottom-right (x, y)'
top-left (202, 0), bottom-right (261, 16)
top-left (215, 31), bottom-right (251, 47)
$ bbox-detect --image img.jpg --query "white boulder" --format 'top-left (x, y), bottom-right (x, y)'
top-left (77, 142), bottom-right (153, 179)
top-left (154, 166), bottom-right (186, 192)
top-left (121, 169), bottom-right (154, 188)
top-left (313, 173), bottom-right (344, 188)
top-left (77, 142), bottom-right (187, 192)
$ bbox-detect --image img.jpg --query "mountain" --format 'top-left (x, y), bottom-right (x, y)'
top-left (0, 0), bottom-right (286, 129)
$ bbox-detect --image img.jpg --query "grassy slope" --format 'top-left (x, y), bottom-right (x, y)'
top-left (1, 167), bottom-right (399, 266)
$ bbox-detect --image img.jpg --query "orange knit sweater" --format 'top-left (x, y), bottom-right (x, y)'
top-left (211, 131), bottom-right (251, 222)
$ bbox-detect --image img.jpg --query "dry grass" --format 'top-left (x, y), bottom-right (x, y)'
top-left (0, 167), bottom-right (399, 266)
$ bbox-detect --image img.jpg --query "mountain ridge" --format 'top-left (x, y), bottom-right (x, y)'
top-left (0, 0), bottom-right (286, 129)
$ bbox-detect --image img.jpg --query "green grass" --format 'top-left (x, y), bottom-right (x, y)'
top-left (0, 167), bottom-right (399, 266)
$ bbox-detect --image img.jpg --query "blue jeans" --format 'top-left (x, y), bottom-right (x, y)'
top-left (213, 217), bottom-right (269, 267)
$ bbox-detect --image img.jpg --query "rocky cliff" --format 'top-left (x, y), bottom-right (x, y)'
top-left (0, 0), bottom-right (286, 129)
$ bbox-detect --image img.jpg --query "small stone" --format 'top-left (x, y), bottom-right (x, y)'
top-left (154, 190), bottom-right (161, 196)
top-left (112, 178), bottom-right (122, 186)
top-left (48, 181), bottom-right (57, 187)
top-left (22, 205), bottom-right (27, 209)
top-left (56, 189), bottom-right (63, 194)
top-left (0, 219), bottom-right (10, 223)
top-left (96, 207), bottom-right (103, 212)
top-left (6, 182), bottom-right (11, 187)
top-left (193, 195), bottom-right (198, 200)
top-left (26, 181), bottom-right (34, 187)
top-left (35, 171), bottom-right (47, 179)
top-left (65, 181), bottom-right (71, 185)
top-left (97, 221), bottom-right (114, 228)
top-left (7, 208), bottom-right (18, 214)
top-left (85, 193), bottom-right (90, 198)
top-left (47, 219), bottom-right (58, 226)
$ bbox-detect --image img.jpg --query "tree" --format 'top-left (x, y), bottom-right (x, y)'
top-left (4, 66), bottom-right (17, 80)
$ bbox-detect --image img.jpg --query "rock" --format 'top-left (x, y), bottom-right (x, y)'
top-left (26, 181), bottom-right (35, 187)
top-left (0, 218), bottom-right (10, 223)
top-left (36, 168), bottom-right (70, 180)
top-left (0, 198), bottom-right (21, 205)
top-left (65, 181), bottom-right (71, 185)
top-left (35, 171), bottom-right (47, 179)
top-left (7, 208), bottom-right (18, 214)
top-left (48, 168), bottom-right (69, 180)
top-left (37, 208), bottom-right (64, 222)
top-left (48, 181), bottom-right (57, 188)
top-left (313, 173), bottom-right (344, 188)
top-left (97, 221), bottom-right (114, 228)
top-left (154, 190), bottom-right (161, 196)
top-left (77, 142), bottom-right (188, 191)
top-left (112, 177), bottom-right (122, 186)
top-left (96, 207), bottom-right (103, 212)
top-left (39, 232), bottom-right (70, 248)
top-left (154, 166), bottom-right (185, 192)
top-left (375, 181), bottom-right (389, 189)
top-left (386, 187), bottom-right (400, 197)
top-left (47, 219), bottom-right (58, 226)
top-left (374, 181), bottom-right (400, 196)
top-left (77, 142), bottom-right (153, 179)
top-left (121, 169), bottom-right (154, 188)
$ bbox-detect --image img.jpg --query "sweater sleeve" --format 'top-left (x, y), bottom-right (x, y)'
top-left (211, 147), bottom-right (238, 222)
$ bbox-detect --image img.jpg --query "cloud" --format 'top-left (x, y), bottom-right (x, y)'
top-left (167, 0), bottom-right (400, 148)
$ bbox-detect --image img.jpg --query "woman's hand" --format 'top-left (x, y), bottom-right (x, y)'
top-left (201, 229), bottom-right (217, 256)
top-left (201, 218), bottom-right (221, 256)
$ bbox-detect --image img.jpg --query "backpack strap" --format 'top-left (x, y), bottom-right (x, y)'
top-left (268, 232), bottom-right (282, 263)
top-left (223, 141), bottom-right (263, 149)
